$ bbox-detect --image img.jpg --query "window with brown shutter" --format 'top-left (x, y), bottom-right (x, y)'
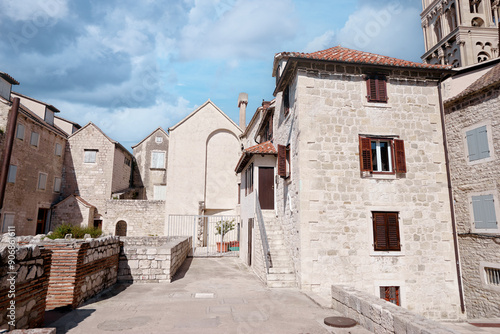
top-left (372, 212), bottom-right (401, 251)
top-left (366, 75), bottom-right (388, 103)
top-left (278, 144), bottom-right (290, 178)
top-left (358, 136), bottom-right (407, 175)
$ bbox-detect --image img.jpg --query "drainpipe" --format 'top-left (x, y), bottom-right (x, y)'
top-left (0, 97), bottom-right (20, 211)
top-left (437, 77), bottom-right (465, 314)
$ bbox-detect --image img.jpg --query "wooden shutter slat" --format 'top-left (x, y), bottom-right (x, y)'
top-left (466, 128), bottom-right (478, 161)
top-left (477, 126), bottom-right (490, 160)
top-left (278, 144), bottom-right (286, 177)
top-left (359, 137), bottom-right (373, 172)
top-left (367, 78), bottom-right (376, 102)
top-left (377, 77), bottom-right (388, 102)
top-left (387, 213), bottom-right (401, 251)
top-left (394, 139), bottom-right (407, 173)
top-left (373, 213), bottom-right (388, 251)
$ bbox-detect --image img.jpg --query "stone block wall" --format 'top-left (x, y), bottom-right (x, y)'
top-left (444, 86), bottom-right (500, 318)
top-left (118, 236), bottom-right (191, 283)
top-left (0, 244), bottom-right (51, 331)
top-left (102, 199), bottom-right (166, 236)
top-left (331, 285), bottom-right (457, 334)
top-left (42, 236), bottom-right (120, 310)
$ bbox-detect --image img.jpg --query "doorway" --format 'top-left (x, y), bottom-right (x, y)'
top-left (258, 167), bottom-right (274, 210)
top-left (36, 208), bottom-right (49, 234)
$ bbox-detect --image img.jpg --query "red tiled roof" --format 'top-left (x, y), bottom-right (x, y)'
top-left (235, 141), bottom-right (277, 173)
top-left (277, 46), bottom-right (451, 70)
top-left (244, 141), bottom-right (277, 155)
top-left (445, 62), bottom-right (500, 105)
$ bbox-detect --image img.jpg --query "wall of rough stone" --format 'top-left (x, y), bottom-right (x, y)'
top-left (118, 236), bottom-right (191, 283)
top-left (51, 195), bottom-right (95, 229)
top-left (2, 110), bottom-right (66, 235)
top-left (444, 86), bottom-right (500, 318)
top-left (331, 285), bottom-right (459, 334)
top-left (0, 243), bottom-right (51, 331)
top-left (42, 236), bottom-right (120, 310)
top-left (272, 61), bottom-right (462, 320)
top-left (101, 199), bottom-right (165, 236)
top-left (111, 147), bottom-right (133, 194)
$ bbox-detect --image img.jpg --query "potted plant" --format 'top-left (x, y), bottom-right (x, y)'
top-left (215, 219), bottom-right (235, 252)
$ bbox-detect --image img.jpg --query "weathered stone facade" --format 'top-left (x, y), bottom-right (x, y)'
top-left (50, 195), bottom-right (96, 229)
top-left (444, 64), bottom-right (500, 318)
top-left (101, 199), bottom-right (165, 237)
top-left (132, 127), bottom-right (168, 200)
top-left (255, 48), bottom-right (463, 320)
top-left (118, 236), bottom-right (191, 282)
top-left (0, 243), bottom-right (51, 330)
top-left (1, 98), bottom-right (67, 235)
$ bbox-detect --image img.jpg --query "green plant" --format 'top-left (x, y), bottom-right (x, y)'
top-left (215, 219), bottom-right (235, 243)
top-left (46, 223), bottom-right (102, 239)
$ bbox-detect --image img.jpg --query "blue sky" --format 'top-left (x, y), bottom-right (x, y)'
top-left (0, 0), bottom-right (424, 150)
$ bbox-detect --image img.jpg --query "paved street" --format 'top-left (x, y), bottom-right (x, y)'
top-left (48, 257), bottom-right (370, 334)
top-left (46, 257), bottom-right (500, 334)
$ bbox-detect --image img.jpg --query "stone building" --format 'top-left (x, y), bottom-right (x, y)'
top-left (56, 122), bottom-right (134, 230)
top-left (442, 60), bottom-right (500, 318)
top-left (165, 100), bottom-right (242, 218)
top-left (0, 74), bottom-right (68, 235)
top-left (421, 0), bottom-right (500, 67)
top-left (132, 127), bottom-right (169, 200)
top-left (237, 46), bottom-right (464, 320)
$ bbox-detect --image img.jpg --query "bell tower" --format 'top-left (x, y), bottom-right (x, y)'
top-left (421, 0), bottom-right (500, 67)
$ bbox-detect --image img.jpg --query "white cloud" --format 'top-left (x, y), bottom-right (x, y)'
top-left (0, 0), bottom-right (68, 22)
top-left (179, 0), bottom-right (297, 61)
top-left (335, 1), bottom-right (424, 61)
top-left (303, 30), bottom-right (336, 53)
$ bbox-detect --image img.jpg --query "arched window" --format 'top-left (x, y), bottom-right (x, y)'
top-left (115, 220), bottom-right (127, 236)
top-left (471, 17), bottom-right (485, 26)
top-left (477, 51), bottom-right (490, 62)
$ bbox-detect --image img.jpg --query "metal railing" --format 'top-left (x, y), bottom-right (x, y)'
top-left (167, 214), bottom-right (239, 257)
top-left (255, 191), bottom-right (272, 273)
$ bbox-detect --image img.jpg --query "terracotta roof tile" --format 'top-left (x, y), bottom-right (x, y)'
top-left (244, 141), bottom-right (277, 154)
top-left (445, 62), bottom-right (500, 104)
top-left (277, 46), bottom-right (451, 70)
top-left (235, 141), bottom-right (277, 173)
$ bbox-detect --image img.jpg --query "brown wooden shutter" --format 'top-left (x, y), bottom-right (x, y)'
top-left (373, 213), bottom-right (388, 251)
top-left (394, 139), bottom-right (406, 173)
top-left (377, 76), bottom-right (388, 102)
top-left (278, 144), bottom-right (286, 177)
top-left (366, 78), bottom-right (376, 102)
top-left (387, 213), bottom-right (401, 251)
top-left (359, 137), bottom-right (373, 172)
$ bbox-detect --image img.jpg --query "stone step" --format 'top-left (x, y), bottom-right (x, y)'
top-left (270, 259), bottom-right (294, 268)
top-left (267, 280), bottom-right (297, 288)
top-left (269, 249), bottom-right (289, 257)
top-left (269, 267), bottom-right (294, 274)
top-left (267, 273), bottom-right (296, 281)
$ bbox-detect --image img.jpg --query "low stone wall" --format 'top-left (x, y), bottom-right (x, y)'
top-left (42, 236), bottom-right (120, 310)
top-left (331, 285), bottom-right (458, 334)
top-left (118, 236), bottom-right (191, 283)
top-left (0, 243), bottom-right (51, 331)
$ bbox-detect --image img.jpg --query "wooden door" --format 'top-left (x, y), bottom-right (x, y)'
top-left (259, 167), bottom-right (274, 210)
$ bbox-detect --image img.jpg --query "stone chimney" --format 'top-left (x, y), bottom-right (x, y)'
top-left (238, 92), bottom-right (248, 131)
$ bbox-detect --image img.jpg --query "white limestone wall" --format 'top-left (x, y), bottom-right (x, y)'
top-left (274, 64), bottom-right (462, 320)
top-left (165, 102), bottom-right (241, 220)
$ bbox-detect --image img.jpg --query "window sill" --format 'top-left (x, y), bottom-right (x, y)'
top-left (361, 172), bottom-right (397, 180)
top-left (370, 251), bottom-right (404, 257)
top-left (363, 102), bottom-right (391, 108)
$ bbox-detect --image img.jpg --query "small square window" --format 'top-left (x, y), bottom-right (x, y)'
top-left (7, 165), bottom-right (17, 183)
top-left (30, 132), bottom-right (39, 147)
top-left (366, 75), bottom-right (388, 103)
top-left (466, 125), bottom-right (490, 162)
top-left (84, 150), bottom-right (97, 163)
top-left (380, 286), bottom-right (400, 306)
top-left (485, 267), bottom-right (500, 286)
top-left (38, 173), bottom-right (47, 190)
top-left (54, 177), bottom-right (62, 193)
top-left (124, 157), bottom-right (131, 166)
top-left (16, 124), bottom-right (25, 140)
top-left (55, 143), bottom-right (63, 156)
top-left (155, 136), bottom-right (163, 143)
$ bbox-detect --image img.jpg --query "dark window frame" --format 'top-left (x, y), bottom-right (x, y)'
top-left (372, 211), bottom-right (401, 251)
top-left (366, 75), bottom-right (388, 103)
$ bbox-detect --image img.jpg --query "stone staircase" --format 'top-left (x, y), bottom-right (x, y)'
top-left (261, 211), bottom-right (296, 288)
